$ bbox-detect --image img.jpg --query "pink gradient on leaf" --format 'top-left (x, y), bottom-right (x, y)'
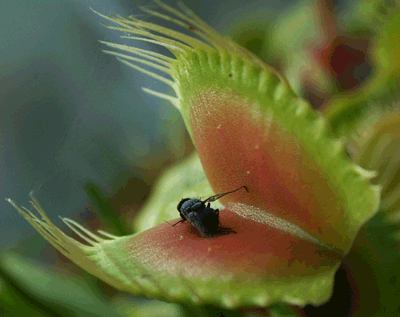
top-left (126, 208), bottom-right (340, 280)
top-left (189, 90), bottom-right (346, 250)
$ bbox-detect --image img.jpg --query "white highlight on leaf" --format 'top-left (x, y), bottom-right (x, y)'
top-left (228, 203), bottom-right (326, 247)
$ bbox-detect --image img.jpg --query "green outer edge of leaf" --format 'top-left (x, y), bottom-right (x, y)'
top-left (171, 48), bottom-right (380, 253)
top-left (85, 234), bottom-right (340, 309)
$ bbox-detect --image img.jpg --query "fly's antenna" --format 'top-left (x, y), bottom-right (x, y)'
top-left (203, 186), bottom-right (248, 203)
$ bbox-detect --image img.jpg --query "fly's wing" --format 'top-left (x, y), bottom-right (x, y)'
top-left (185, 211), bottom-right (236, 237)
top-left (186, 208), bottom-right (236, 238)
top-left (186, 211), bottom-right (215, 238)
top-left (204, 208), bottom-right (237, 236)
top-left (215, 225), bottom-right (236, 235)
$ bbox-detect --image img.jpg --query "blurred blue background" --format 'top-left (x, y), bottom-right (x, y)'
top-left (0, 0), bottom-right (289, 256)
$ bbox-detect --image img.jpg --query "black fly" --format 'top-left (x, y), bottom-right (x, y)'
top-left (173, 186), bottom-right (249, 238)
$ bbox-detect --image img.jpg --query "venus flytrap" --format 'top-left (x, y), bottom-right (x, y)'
top-left (328, 105), bottom-right (400, 317)
top-left (8, 1), bottom-right (380, 311)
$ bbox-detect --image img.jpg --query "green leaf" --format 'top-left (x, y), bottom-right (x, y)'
top-left (345, 213), bottom-right (400, 317)
top-left (111, 296), bottom-right (183, 317)
top-left (0, 252), bottom-right (119, 317)
top-left (9, 1), bottom-right (380, 310)
top-left (351, 109), bottom-right (400, 217)
top-left (324, 3), bottom-right (400, 135)
top-left (371, 6), bottom-right (400, 90)
top-left (0, 270), bottom-right (60, 317)
top-left (338, 106), bottom-right (400, 316)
